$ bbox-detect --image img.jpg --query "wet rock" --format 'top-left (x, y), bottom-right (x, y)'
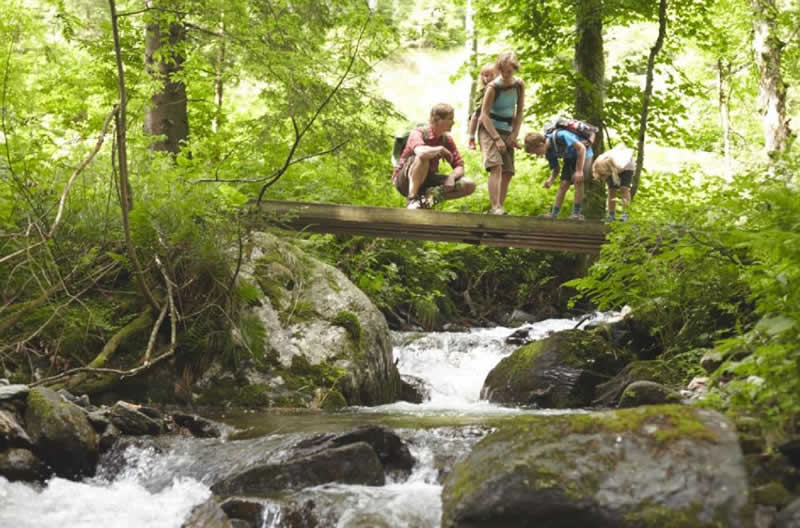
top-left (294, 425), bottom-right (415, 474)
top-left (211, 442), bottom-right (384, 496)
top-left (220, 497), bottom-right (265, 526)
top-left (504, 326), bottom-right (534, 346)
top-left (482, 329), bottom-right (631, 408)
top-left (0, 384), bottom-right (29, 402)
top-left (399, 375), bottom-right (430, 404)
top-left (181, 497), bottom-right (233, 528)
top-left (0, 448), bottom-right (48, 482)
top-left (109, 401), bottom-right (164, 435)
top-left (0, 409), bottom-right (32, 448)
top-left (593, 360), bottom-right (679, 407)
top-left (618, 380), bottom-right (682, 408)
top-left (25, 387), bottom-right (99, 478)
top-left (441, 405), bottom-right (749, 528)
top-left (173, 413), bottom-right (221, 438)
top-left (505, 309), bottom-right (536, 327)
top-left (777, 498), bottom-right (800, 528)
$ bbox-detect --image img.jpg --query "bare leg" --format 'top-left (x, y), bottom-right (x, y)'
top-left (573, 180), bottom-right (584, 206)
top-left (487, 165), bottom-right (503, 210)
top-left (408, 157), bottom-right (430, 198)
top-left (620, 186), bottom-right (632, 210)
top-left (499, 172), bottom-right (513, 207)
top-left (607, 188), bottom-right (617, 215)
top-left (444, 178), bottom-right (476, 200)
top-left (554, 180), bottom-right (571, 209)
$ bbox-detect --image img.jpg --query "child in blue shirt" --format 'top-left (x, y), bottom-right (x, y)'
top-left (524, 129), bottom-right (594, 220)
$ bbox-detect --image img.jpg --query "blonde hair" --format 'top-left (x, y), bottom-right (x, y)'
top-left (524, 132), bottom-right (546, 153)
top-left (495, 52), bottom-right (520, 72)
top-left (479, 63), bottom-right (497, 86)
top-left (429, 103), bottom-right (455, 124)
top-left (592, 152), bottom-right (619, 184)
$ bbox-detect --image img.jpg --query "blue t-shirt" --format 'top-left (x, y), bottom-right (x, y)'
top-left (545, 129), bottom-right (594, 169)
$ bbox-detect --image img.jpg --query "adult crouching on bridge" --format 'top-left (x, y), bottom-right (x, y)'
top-left (392, 103), bottom-right (476, 210)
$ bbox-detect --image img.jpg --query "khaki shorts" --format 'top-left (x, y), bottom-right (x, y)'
top-left (393, 154), bottom-right (450, 198)
top-left (478, 128), bottom-right (515, 175)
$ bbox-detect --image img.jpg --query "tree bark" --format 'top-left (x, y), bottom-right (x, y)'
top-left (143, 2), bottom-right (189, 155)
top-left (574, 0), bottom-right (605, 220)
top-left (750, 0), bottom-right (791, 159)
top-left (633, 0), bottom-right (667, 199)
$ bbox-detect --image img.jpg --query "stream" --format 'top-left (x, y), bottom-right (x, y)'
top-left (0, 313), bottom-right (616, 528)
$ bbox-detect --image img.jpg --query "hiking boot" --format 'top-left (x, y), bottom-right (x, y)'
top-left (568, 212), bottom-right (585, 221)
top-left (423, 186), bottom-right (446, 209)
top-left (539, 211), bottom-right (557, 219)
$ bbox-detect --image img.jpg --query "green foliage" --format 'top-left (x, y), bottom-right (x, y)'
top-left (570, 148), bottom-right (800, 435)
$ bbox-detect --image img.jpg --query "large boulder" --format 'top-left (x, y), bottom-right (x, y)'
top-left (441, 405), bottom-right (750, 528)
top-left (196, 232), bottom-right (401, 407)
top-left (24, 387), bottom-right (99, 477)
top-left (211, 441), bottom-right (384, 496)
top-left (481, 329), bottom-right (630, 408)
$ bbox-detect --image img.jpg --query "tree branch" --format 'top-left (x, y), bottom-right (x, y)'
top-left (255, 14), bottom-right (371, 204)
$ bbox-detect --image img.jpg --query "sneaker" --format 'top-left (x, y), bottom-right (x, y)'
top-left (568, 212), bottom-right (585, 221)
top-left (406, 197), bottom-right (424, 209)
top-left (619, 213), bottom-right (629, 222)
top-left (489, 207), bottom-right (506, 215)
top-left (539, 211), bottom-right (557, 219)
top-left (603, 216), bottom-right (615, 223)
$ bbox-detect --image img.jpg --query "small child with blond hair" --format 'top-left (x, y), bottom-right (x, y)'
top-left (467, 63), bottom-right (498, 150)
top-left (592, 144), bottom-right (635, 221)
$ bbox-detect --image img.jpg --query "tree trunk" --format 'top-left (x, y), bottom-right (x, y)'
top-left (574, 0), bottom-right (605, 220)
top-left (750, 0), bottom-right (791, 159)
top-left (212, 26), bottom-right (225, 133)
top-left (717, 58), bottom-right (732, 177)
top-left (143, 4), bottom-right (189, 155)
top-left (633, 0), bottom-right (667, 199)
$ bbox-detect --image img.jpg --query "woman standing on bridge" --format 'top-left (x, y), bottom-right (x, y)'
top-left (478, 52), bottom-right (525, 216)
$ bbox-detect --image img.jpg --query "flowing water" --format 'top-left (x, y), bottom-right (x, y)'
top-left (0, 313), bottom-right (617, 528)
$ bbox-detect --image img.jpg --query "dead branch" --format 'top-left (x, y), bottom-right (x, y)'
top-left (49, 109), bottom-right (116, 239)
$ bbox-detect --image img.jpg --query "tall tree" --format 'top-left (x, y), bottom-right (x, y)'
top-left (750, 0), bottom-right (792, 158)
top-left (143, 2), bottom-right (189, 155)
top-left (574, 0), bottom-right (605, 218)
top-left (633, 0), bottom-right (667, 198)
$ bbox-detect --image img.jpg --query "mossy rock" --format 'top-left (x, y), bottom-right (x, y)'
top-left (331, 311), bottom-right (362, 343)
top-left (441, 405), bottom-right (750, 528)
top-left (594, 360), bottom-right (680, 407)
top-left (482, 329), bottom-right (632, 408)
top-left (618, 380), bottom-right (682, 408)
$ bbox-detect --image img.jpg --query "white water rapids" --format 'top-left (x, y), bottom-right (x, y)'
top-left (0, 313), bottom-right (618, 528)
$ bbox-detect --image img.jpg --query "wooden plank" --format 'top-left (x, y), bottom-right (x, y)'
top-left (251, 200), bottom-right (609, 253)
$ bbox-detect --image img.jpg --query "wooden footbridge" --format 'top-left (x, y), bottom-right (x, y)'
top-left (253, 200), bottom-right (609, 253)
